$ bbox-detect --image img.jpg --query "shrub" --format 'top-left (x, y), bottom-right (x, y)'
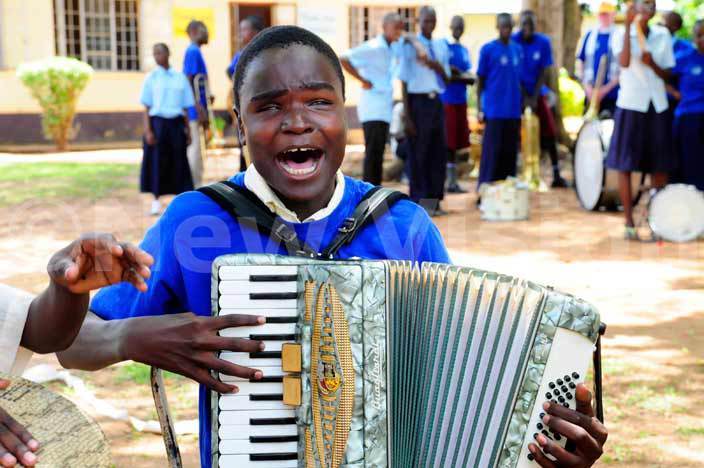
top-left (16, 57), bottom-right (93, 150)
top-left (558, 67), bottom-right (585, 117)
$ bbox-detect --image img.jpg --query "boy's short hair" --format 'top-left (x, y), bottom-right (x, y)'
top-left (186, 20), bottom-right (205, 35)
top-left (153, 42), bottom-right (169, 54)
top-left (233, 25), bottom-right (346, 111)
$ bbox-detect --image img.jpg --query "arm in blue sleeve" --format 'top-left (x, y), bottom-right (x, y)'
top-left (140, 74), bottom-right (153, 107)
top-left (181, 73), bottom-right (196, 108)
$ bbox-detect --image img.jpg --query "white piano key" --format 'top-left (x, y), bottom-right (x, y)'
top-left (219, 454), bottom-right (297, 468)
top-left (219, 409), bottom-right (295, 425)
top-left (219, 265), bottom-right (298, 280)
top-left (220, 351), bottom-right (281, 367)
top-left (219, 439), bottom-right (298, 455)
top-left (219, 366), bottom-right (284, 383)
top-left (223, 381), bottom-right (283, 395)
top-left (219, 296), bottom-right (297, 309)
top-left (260, 341), bottom-right (284, 352)
top-left (220, 323), bottom-right (296, 338)
top-left (218, 307), bottom-right (298, 317)
top-left (220, 395), bottom-right (288, 411)
top-left (219, 424), bottom-right (297, 440)
top-left (219, 281), bottom-right (297, 294)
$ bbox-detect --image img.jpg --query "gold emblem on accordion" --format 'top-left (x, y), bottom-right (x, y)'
top-left (318, 362), bottom-right (341, 395)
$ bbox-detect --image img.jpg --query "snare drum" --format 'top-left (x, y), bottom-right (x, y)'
top-left (648, 184), bottom-right (704, 243)
top-left (573, 119), bottom-right (644, 211)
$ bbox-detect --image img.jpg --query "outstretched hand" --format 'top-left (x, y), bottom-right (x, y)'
top-left (47, 233), bottom-right (154, 294)
top-left (0, 380), bottom-right (39, 467)
top-left (528, 383), bottom-right (608, 467)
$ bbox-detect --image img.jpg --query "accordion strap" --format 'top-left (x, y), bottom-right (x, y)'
top-left (198, 182), bottom-right (406, 259)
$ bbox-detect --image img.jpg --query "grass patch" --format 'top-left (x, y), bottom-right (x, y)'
top-left (116, 362), bottom-right (183, 385)
top-left (676, 427), bottom-right (704, 437)
top-left (0, 163), bottom-right (138, 206)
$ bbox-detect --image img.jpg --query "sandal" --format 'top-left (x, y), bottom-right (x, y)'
top-left (624, 226), bottom-right (639, 241)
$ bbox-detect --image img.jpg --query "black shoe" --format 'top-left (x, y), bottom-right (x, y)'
top-left (551, 176), bottom-right (569, 188)
top-left (447, 183), bottom-right (467, 194)
top-left (432, 207), bottom-right (449, 217)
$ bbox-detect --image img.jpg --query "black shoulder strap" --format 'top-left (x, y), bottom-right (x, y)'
top-left (320, 186), bottom-right (408, 259)
top-left (198, 181), bottom-right (317, 257)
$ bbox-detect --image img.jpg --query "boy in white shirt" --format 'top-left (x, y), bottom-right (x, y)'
top-left (605, 0), bottom-right (675, 239)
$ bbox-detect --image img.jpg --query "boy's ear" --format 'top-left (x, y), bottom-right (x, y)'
top-left (234, 110), bottom-right (246, 146)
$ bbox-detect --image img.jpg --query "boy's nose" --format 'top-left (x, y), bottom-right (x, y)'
top-left (281, 109), bottom-right (313, 134)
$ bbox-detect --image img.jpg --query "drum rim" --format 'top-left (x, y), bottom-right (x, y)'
top-left (573, 119), bottom-right (607, 211)
top-left (648, 184), bottom-right (704, 242)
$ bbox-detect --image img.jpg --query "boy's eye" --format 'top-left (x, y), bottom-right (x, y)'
top-left (257, 103), bottom-right (280, 113)
top-left (309, 98), bottom-right (333, 107)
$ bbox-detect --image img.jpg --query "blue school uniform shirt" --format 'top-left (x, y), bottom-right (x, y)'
top-left (511, 32), bottom-right (553, 97)
top-left (226, 51), bottom-right (241, 79)
top-left (441, 40), bottom-right (472, 105)
top-left (672, 48), bottom-right (704, 117)
top-left (477, 39), bottom-right (523, 120)
top-left (673, 37), bottom-right (694, 57)
top-left (577, 30), bottom-right (619, 102)
top-left (89, 174), bottom-right (449, 468)
top-left (397, 33), bottom-right (451, 94)
top-left (343, 35), bottom-right (402, 123)
top-left (140, 66), bottom-right (195, 118)
top-left (183, 43), bottom-right (208, 121)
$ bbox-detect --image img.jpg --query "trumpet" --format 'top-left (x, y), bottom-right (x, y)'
top-left (520, 107), bottom-right (548, 192)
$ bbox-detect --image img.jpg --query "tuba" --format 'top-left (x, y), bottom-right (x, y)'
top-left (520, 107), bottom-right (547, 192)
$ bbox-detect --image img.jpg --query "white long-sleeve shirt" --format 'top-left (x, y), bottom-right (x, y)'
top-left (0, 284), bottom-right (33, 375)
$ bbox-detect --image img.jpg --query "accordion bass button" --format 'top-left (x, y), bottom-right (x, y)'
top-left (281, 343), bottom-right (302, 373)
top-left (282, 376), bottom-right (302, 406)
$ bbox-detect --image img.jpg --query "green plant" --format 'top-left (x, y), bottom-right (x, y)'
top-left (16, 57), bottom-right (93, 150)
top-left (558, 68), bottom-right (585, 117)
top-left (213, 116), bottom-right (227, 134)
top-left (674, 0), bottom-right (704, 39)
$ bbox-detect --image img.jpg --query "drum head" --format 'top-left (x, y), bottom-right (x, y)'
top-left (649, 184), bottom-right (704, 243)
top-left (574, 120), bottom-right (606, 210)
top-left (0, 376), bottom-right (112, 467)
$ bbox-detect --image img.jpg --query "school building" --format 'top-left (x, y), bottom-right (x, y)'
top-left (0, 0), bottom-right (526, 147)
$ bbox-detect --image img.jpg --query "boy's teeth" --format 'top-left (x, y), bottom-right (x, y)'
top-left (281, 160), bottom-right (317, 176)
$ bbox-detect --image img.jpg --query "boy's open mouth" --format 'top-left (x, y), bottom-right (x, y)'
top-left (276, 146), bottom-right (324, 178)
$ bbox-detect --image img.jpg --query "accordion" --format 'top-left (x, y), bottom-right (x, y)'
top-left (210, 254), bottom-right (601, 468)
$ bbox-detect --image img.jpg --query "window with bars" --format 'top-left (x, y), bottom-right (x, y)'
top-left (349, 6), bottom-right (418, 48)
top-left (54, 0), bottom-right (140, 71)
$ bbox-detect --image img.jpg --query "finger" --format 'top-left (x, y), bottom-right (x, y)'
top-left (534, 433), bottom-right (582, 466)
top-left (545, 398), bottom-right (608, 444)
top-left (0, 426), bottom-right (34, 467)
top-left (197, 355), bottom-right (263, 381)
top-left (0, 381), bottom-right (9, 391)
top-left (542, 413), bottom-right (603, 459)
top-left (120, 264), bottom-right (148, 293)
top-left (120, 242), bottom-right (154, 271)
top-left (527, 443), bottom-right (557, 468)
top-left (0, 450), bottom-right (17, 468)
top-left (189, 367), bottom-right (238, 394)
top-left (1, 413), bottom-right (37, 451)
top-left (575, 383), bottom-right (595, 417)
top-left (78, 233), bottom-right (121, 259)
top-left (212, 314), bottom-right (266, 330)
top-left (200, 336), bottom-right (265, 353)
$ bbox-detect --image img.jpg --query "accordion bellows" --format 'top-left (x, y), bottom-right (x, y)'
top-left (211, 254), bottom-right (601, 468)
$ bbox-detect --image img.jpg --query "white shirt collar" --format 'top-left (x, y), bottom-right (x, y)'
top-left (243, 164), bottom-right (346, 223)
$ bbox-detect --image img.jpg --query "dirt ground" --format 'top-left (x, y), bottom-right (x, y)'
top-left (1, 150), bottom-right (702, 467)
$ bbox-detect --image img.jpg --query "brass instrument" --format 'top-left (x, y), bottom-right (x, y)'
top-left (520, 107), bottom-right (547, 192)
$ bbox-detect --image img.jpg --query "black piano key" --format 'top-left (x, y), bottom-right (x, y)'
top-left (250, 376), bottom-right (283, 383)
top-left (250, 453), bottom-right (298, 461)
top-left (250, 292), bottom-right (298, 300)
top-left (250, 435), bottom-right (299, 443)
top-left (250, 394), bottom-right (283, 401)
top-left (249, 334), bottom-right (296, 341)
top-left (249, 351), bottom-right (282, 359)
top-left (265, 316), bottom-right (297, 324)
top-left (249, 274), bottom-right (298, 282)
top-left (250, 417), bottom-right (296, 425)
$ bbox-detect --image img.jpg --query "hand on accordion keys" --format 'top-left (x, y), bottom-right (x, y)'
top-left (122, 313), bottom-right (266, 393)
top-left (527, 384), bottom-right (608, 467)
top-left (0, 379), bottom-right (40, 467)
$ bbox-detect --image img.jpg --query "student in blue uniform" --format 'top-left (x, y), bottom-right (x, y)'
top-left (398, 6), bottom-right (451, 216)
top-left (672, 19), bottom-right (704, 190)
top-left (477, 13), bottom-right (523, 190)
top-left (183, 20), bottom-right (211, 188)
top-left (513, 10), bottom-right (568, 188)
top-left (442, 15), bottom-right (474, 194)
top-left (226, 15), bottom-right (266, 172)
top-left (56, 26), bottom-right (607, 468)
top-left (140, 43), bottom-right (195, 216)
top-left (662, 11), bottom-right (692, 126)
top-left (606, 0), bottom-right (675, 240)
top-left (340, 13), bottom-right (405, 186)
top-left (576, 1), bottom-right (620, 115)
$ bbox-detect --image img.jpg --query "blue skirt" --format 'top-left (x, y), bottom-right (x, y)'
top-left (605, 105), bottom-right (674, 173)
top-left (673, 113), bottom-right (704, 190)
top-left (140, 116), bottom-right (194, 197)
top-left (478, 118), bottom-right (520, 187)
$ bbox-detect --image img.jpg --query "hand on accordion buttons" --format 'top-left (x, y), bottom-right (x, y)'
top-left (0, 380), bottom-right (40, 467)
top-left (122, 313), bottom-right (266, 393)
top-left (527, 384), bottom-right (608, 467)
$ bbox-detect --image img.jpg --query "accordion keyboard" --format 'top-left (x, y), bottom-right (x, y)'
top-left (217, 265), bottom-right (300, 468)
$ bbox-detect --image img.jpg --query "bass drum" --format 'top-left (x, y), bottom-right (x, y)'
top-left (649, 184), bottom-right (704, 242)
top-left (573, 119), bottom-right (644, 211)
